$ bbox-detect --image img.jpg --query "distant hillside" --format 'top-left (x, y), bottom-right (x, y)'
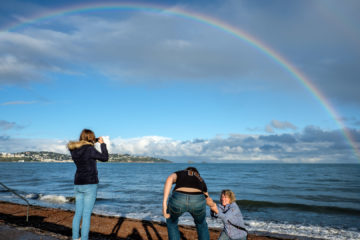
top-left (0, 151), bottom-right (172, 163)
top-left (109, 153), bottom-right (171, 163)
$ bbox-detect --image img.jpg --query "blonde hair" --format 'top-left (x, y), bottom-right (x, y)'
top-left (221, 189), bottom-right (236, 203)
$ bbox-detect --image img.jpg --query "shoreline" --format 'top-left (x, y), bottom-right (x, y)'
top-left (0, 201), bottom-right (296, 240)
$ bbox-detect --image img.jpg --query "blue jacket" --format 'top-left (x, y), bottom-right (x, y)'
top-left (214, 202), bottom-right (247, 239)
top-left (68, 141), bottom-right (109, 185)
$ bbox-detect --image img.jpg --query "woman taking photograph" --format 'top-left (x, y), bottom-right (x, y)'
top-left (208, 189), bottom-right (248, 240)
top-left (163, 167), bottom-right (211, 240)
top-left (68, 129), bottom-right (109, 240)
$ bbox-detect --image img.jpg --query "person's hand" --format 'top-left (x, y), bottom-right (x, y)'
top-left (211, 204), bottom-right (219, 213)
top-left (163, 206), bottom-right (170, 219)
top-left (98, 137), bottom-right (104, 144)
top-left (206, 197), bottom-right (215, 207)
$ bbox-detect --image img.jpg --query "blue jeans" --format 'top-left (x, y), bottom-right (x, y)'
top-left (72, 184), bottom-right (98, 240)
top-left (166, 191), bottom-right (209, 240)
top-left (218, 231), bottom-right (247, 240)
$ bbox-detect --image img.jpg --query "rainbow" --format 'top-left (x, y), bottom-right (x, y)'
top-left (3, 2), bottom-right (359, 160)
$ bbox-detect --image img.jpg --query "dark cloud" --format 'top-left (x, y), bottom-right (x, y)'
top-left (191, 138), bottom-right (206, 144)
top-left (259, 134), bottom-right (297, 144)
top-left (342, 117), bottom-right (360, 127)
top-left (0, 135), bottom-right (10, 141)
top-left (243, 136), bottom-right (256, 143)
top-left (216, 1), bottom-right (360, 105)
top-left (348, 128), bottom-right (360, 142)
top-left (300, 126), bottom-right (345, 143)
top-left (259, 144), bottom-right (283, 152)
top-left (0, 120), bottom-right (24, 131)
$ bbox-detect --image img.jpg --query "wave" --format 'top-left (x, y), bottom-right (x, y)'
top-left (91, 209), bottom-right (360, 240)
top-left (236, 199), bottom-right (360, 216)
top-left (5, 193), bottom-right (359, 240)
top-left (245, 219), bottom-right (360, 240)
top-left (25, 193), bottom-right (71, 204)
top-left (25, 193), bottom-right (110, 204)
top-left (40, 194), bottom-right (69, 204)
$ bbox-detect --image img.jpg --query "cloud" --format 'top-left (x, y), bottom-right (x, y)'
top-left (0, 8), bottom-right (306, 91)
top-left (340, 117), bottom-right (360, 127)
top-left (107, 126), bottom-right (358, 163)
top-left (265, 125), bottom-right (274, 133)
top-left (0, 1), bottom-right (359, 105)
top-left (265, 120), bottom-right (297, 133)
top-left (259, 134), bottom-right (297, 144)
top-left (1, 100), bottom-right (37, 106)
top-left (1, 1), bottom-right (359, 106)
top-left (211, 0), bottom-right (360, 104)
top-left (300, 126), bottom-right (344, 143)
top-left (0, 31), bottom-right (71, 85)
top-left (271, 120), bottom-right (297, 130)
top-left (0, 135), bottom-right (10, 141)
top-left (0, 136), bottom-right (68, 154)
top-left (1, 125), bottom-right (358, 163)
top-left (0, 120), bottom-right (24, 131)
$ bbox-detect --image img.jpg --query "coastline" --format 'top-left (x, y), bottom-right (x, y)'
top-left (0, 201), bottom-right (294, 240)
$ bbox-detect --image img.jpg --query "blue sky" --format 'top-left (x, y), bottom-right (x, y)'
top-left (1, 0), bottom-right (360, 163)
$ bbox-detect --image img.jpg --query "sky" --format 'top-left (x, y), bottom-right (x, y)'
top-left (0, 0), bottom-right (360, 163)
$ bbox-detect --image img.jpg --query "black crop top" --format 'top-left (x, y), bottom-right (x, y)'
top-left (173, 170), bottom-right (208, 192)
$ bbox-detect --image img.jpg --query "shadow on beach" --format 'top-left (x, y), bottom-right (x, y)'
top-left (0, 211), bottom-right (167, 240)
top-left (0, 201), bottom-right (215, 240)
top-left (0, 201), bottom-right (294, 240)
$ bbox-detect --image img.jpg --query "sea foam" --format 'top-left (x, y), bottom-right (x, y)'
top-left (39, 194), bottom-right (68, 204)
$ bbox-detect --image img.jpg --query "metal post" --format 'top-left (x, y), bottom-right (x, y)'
top-left (0, 182), bottom-right (30, 222)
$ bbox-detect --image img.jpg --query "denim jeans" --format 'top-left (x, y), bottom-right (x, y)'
top-left (166, 191), bottom-right (209, 240)
top-left (218, 230), bottom-right (247, 240)
top-left (72, 184), bottom-right (98, 240)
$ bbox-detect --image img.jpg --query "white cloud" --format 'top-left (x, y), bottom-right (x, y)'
top-left (0, 138), bottom-right (68, 154)
top-left (1, 126), bottom-right (358, 163)
top-left (105, 127), bottom-right (358, 163)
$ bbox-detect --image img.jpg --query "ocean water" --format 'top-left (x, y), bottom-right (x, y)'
top-left (0, 162), bottom-right (359, 240)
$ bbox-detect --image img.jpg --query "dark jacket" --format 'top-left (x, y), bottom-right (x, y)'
top-left (68, 141), bottom-right (109, 185)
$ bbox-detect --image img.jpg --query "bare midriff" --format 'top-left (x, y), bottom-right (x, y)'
top-left (175, 187), bottom-right (202, 193)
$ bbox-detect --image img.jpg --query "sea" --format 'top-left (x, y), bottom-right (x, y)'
top-left (0, 162), bottom-right (359, 240)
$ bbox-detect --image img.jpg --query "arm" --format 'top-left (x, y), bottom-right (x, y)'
top-left (91, 137), bottom-right (109, 162)
top-left (210, 202), bottom-right (219, 214)
top-left (204, 193), bottom-right (219, 213)
top-left (162, 173), bottom-right (177, 218)
top-left (204, 191), bottom-right (219, 214)
top-left (217, 203), bottom-right (240, 223)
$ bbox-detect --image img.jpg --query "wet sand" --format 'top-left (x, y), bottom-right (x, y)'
top-left (0, 201), bottom-right (292, 240)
